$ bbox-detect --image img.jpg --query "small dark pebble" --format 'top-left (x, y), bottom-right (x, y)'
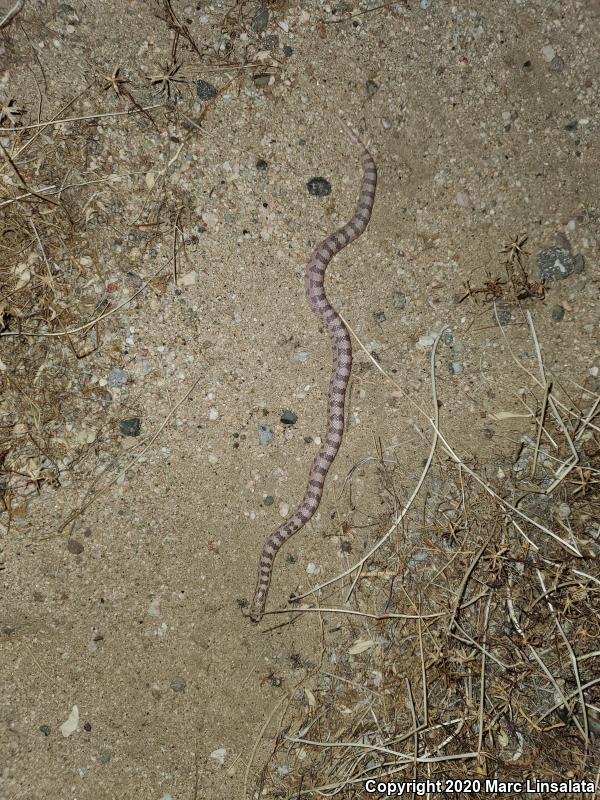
top-left (252, 5), bottom-right (269, 32)
top-left (196, 80), bottom-right (218, 101)
top-left (550, 55), bottom-right (565, 73)
top-left (366, 79), bottom-right (379, 97)
top-left (253, 74), bottom-right (271, 89)
top-left (393, 290), bottom-right (406, 309)
top-left (564, 120), bottom-right (578, 131)
top-left (303, 436), bottom-right (313, 444)
top-left (373, 310), bottom-right (386, 323)
top-left (573, 253), bottom-right (585, 273)
top-left (340, 541), bottom-right (353, 553)
top-left (263, 495), bottom-right (274, 506)
top-left (119, 417), bottom-right (141, 437)
top-left (442, 330), bottom-right (454, 346)
top-left (39, 725), bottom-right (51, 736)
top-left (285, 553), bottom-right (297, 563)
top-left (283, 45), bottom-right (293, 57)
top-left (256, 158), bottom-right (268, 171)
top-left (306, 177), bottom-right (331, 197)
top-left (522, 60), bottom-right (532, 70)
top-left (538, 247), bottom-right (575, 281)
top-left (83, 721), bottom-right (92, 732)
top-left (67, 538), bottom-right (84, 555)
top-left (99, 750), bottom-right (112, 764)
top-left (263, 34), bottom-right (279, 51)
top-left (280, 410), bottom-right (298, 425)
top-left (195, 225), bottom-right (207, 234)
top-left (551, 305), bottom-right (566, 321)
top-left (170, 676), bottom-right (187, 692)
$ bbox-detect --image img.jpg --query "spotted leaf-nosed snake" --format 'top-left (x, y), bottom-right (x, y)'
top-left (249, 121), bottom-right (377, 622)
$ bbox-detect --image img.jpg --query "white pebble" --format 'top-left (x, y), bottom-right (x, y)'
top-left (60, 705), bottom-right (79, 737)
top-left (279, 502), bottom-right (290, 518)
top-left (541, 44), bottom-right (556, 62)
top-left (209, 407), bottom-right (219, 420)
top-left (306, 563), bottom-right (321, 576)
top-left (210, 748), bottom-right (227, 766)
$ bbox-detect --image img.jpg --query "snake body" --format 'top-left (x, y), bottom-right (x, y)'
top-left (249, 124), bottom-right (377, 623)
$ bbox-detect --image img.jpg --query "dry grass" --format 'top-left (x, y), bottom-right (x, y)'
top-left (248, 321), bottom-right (600, 799)
top-left (0, 0), bottom-right (285, 536)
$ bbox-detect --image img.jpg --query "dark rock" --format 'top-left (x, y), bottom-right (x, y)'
top-left (538, 247), bottom-right (575, 281)
top-left (196, 80), bottom-right (217, 101)
top-left (119, 418), bottom-right (141, 437)
top-left (306, 177), bottom-right (331, 197)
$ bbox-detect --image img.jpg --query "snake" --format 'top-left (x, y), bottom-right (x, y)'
top-left (249, 122), bottom-right (377, 623)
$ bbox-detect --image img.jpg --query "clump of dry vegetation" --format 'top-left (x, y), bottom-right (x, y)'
top-left (248, 320), bottom-right (600, 798)
top-left (0, 0), bottom-right (288, 535)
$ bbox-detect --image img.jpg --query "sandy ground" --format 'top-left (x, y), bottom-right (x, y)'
top-left (1, 0), bottom-right (599, 798)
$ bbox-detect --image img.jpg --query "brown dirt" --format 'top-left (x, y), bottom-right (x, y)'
top-left (0, 1), bottom-right (598, 798)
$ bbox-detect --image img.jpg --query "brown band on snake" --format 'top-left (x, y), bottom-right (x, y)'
top-left (249, 124), bottom-right (377, 623)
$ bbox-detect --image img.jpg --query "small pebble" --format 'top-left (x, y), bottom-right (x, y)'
top-left (392, 290), bottom-right (406, 309)
top-left (67, 538), bottom-right (84, 555)
top-left (455, 191), bottom-right (473, 208)
top-left (170, 677), bottom-right (187, 693)
top-left (306, 177), bottom-right (331, 197)
top-left (538, 247), bottom-right (575, 281)
top-left (99, 750), bottom-right (112, 764)
top-left (210, 747), bottom-right (227, 766)
top-left (39, 725), bottom-right (51, 736)
top-left (259, 425), bottom-right (274, 445)
top-left (107, 367), bottom-right (129, 387)
top-left (541, 45), bottom-right (556, 62)
top-left (252, 6), bottom-right (269, 32)
top-left (557, 503), bottom-right (571, 519)
top-left (449, 361), bottom-right (463, 374)
top-left (60, 705), bottom-right (79, 738)
top-left (119, 418), bottom-right (141, 437)
top-left (373, 310), bottom-right (386, 323)
top-left (196, 80), bottom-right (218, 100)
top-left (294, 351), bottom-right (308, 363)
top-left (256, 158), bottom-right (268, 171)
top-left (551, 305), bottom-right (565, 321)
top-left (280, 411), bottom-right (297, 425)
top-left (263, 495), bottom-right (274, 506)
